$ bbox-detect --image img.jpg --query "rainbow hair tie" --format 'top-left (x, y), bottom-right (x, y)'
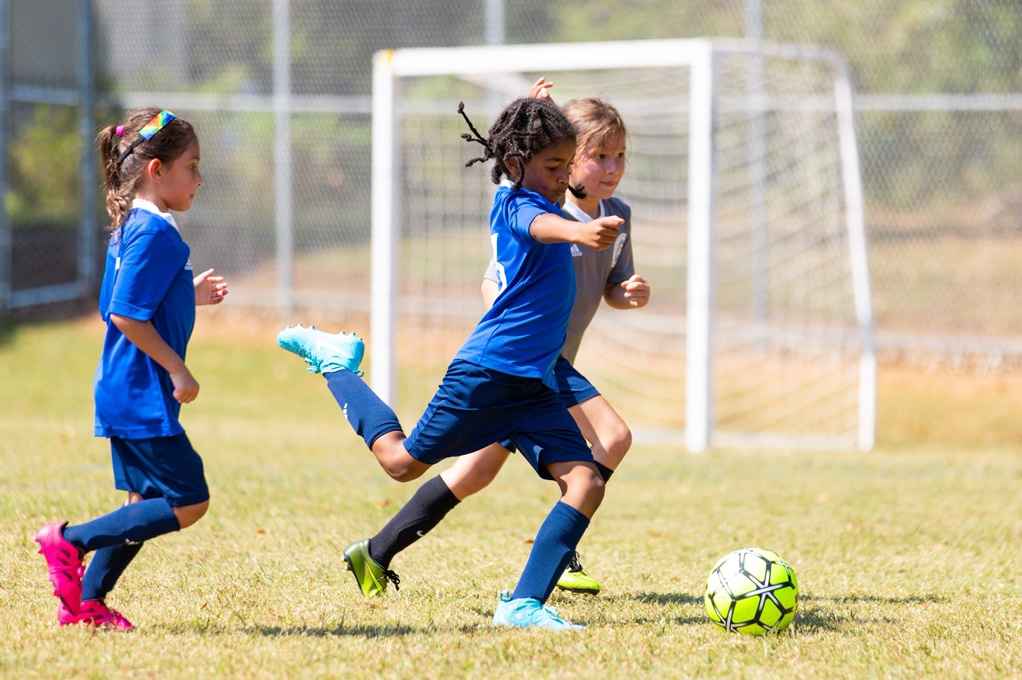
top-left (116, 110), bottom-right (177, 166)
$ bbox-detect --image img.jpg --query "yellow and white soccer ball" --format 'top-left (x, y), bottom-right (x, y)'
top-left (704, 547), bottom-right (799, 636)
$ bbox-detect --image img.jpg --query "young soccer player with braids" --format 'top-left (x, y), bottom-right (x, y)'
top-left (341, 80), bottom-right (649, 599)
top-left (277, 94), bottom-right (622, 629)
top-left (34, 108), bottom-right (227, 629)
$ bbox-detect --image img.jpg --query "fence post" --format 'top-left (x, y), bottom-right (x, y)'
top-left (0, 0), bottom-right (9, 317)
top-left (273, 0), bottom-right (293, 316)
top-left (77, 0), bottom-right (97, 296)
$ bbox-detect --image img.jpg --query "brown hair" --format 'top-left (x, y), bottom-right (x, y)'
top-left (96, 108), bottom-right (197, 230)
top-left (560, 97), bottom-right (627, 160)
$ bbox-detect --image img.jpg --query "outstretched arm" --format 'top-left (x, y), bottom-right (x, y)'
top-left (529, 213), bottom-right (623, 251)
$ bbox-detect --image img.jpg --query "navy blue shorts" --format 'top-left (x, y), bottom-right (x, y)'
top-left (110, 433), bottom-right (210, 507)
top-left (404, 359), bottom-right (593, 480)
top-left (499, 356), bottom-right (600, 454)
top-left (552, 355), bottom-right (600, 408)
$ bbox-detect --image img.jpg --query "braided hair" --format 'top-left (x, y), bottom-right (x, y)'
top-left (459, 97), bottom-right (585, 197)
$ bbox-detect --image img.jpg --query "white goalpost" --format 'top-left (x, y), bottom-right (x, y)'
top-left (371, 38), bottom-right (875, 452)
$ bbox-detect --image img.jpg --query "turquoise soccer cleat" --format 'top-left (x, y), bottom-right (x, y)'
top-left (492, 590), bottom-right (584, 630)
top-left (277, 324), bottom-right (365, 375)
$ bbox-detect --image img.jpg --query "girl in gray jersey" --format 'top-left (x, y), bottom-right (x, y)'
top-left (342, 82), bottom-right (650, 598)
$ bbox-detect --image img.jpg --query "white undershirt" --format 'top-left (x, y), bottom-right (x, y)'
top-left (561, 197), bottom-right (605, 222)
top-left (132, 197), bottom-right (179, 232)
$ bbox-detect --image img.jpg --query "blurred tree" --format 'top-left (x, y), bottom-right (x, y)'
top-left (6, 105), bottom-right (81, 227)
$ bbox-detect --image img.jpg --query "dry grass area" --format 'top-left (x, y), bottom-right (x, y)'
top-left (3, 315), bottom-right (1020, 679)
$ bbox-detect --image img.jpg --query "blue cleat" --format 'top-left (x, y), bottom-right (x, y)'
top-left (492, 590), bottom-right (584, 630)
top-left (277, 324), bottom-right (365, 375)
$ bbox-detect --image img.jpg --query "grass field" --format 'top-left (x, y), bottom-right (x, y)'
top-left (2, 312), bottom-right (1022, 679)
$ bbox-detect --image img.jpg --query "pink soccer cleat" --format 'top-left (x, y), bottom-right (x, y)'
top-left (34, 521), bottom-right (84, 615)
top-left (59, 600), bottom-right (134, 630)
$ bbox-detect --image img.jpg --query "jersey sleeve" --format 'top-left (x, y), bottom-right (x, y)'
top-left (107, 228), bottom-right (188, 322)
top-left (483, 256), bottom-right (498, 282)
top-left (499, 187), bottom-right (551, 241)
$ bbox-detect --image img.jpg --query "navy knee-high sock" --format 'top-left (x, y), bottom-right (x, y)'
top-left (81, 542), bottom-right (144, 602)
top-left (369, 476), bottom-right (461, 568)
top-left (63, 498), bottom-right (180, 553)
top-left (512, 501), bottom-right (590, 603)
top-left (324, 370), bottom-right (403, 448)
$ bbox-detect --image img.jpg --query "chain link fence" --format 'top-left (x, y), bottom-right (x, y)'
top-left (2, 0), bottom-right (1019, 368)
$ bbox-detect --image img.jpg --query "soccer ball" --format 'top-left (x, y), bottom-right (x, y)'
top-left (704, 547), bottom-right (799, 636)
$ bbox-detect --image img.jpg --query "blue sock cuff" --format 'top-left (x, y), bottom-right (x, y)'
top-left (325, 370), bottom-right (402, 448)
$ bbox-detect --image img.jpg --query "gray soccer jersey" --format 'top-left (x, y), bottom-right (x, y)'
top-left (484, 196), bottom-right (634, 364)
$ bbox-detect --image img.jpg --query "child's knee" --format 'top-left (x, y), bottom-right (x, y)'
top-left (174, 499), bottom-right (210, 529)
top-left (383, 456), bottom-right (430, 483)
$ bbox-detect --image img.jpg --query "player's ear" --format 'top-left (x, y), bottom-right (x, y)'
top-left (505, 157), bottom-right (522, 181)
top-left (145, 158), bottom-right (164, 184)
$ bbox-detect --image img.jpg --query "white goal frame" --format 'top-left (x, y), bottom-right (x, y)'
top-left (371, 38), bottom-right (875, 452)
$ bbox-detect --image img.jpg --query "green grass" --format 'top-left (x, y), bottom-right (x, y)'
top-left (2, 315), bottom-right (1022, 678)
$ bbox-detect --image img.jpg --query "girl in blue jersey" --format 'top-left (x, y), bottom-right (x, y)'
top-left (278, 96), bottom-right (623, 629)
top-left (340, 85), bottom-right (650, 600)
top-left (34, 108), bottom-right (227, 629)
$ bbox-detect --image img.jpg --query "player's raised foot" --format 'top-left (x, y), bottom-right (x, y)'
top-left (277, 324), bottom-right (365, 376)
top-left (555, 551), bottom-right (601, 595)
top-left (34, 521), bottom-right (84, 615)
top-left (342, 539), bottom-right (400, 598)
top-left (492, 591), bottom-right (584, 630)
top-left (59, 600), bottom-right (134, 630)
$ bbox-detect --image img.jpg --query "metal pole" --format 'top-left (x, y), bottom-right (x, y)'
top-left (745, 0), bottom-right (768, 339)
top-left (484, 0), bottom-right (505, 115)
top-left (685, 45), bottom-right (717, 453)
top-left (370, 50), bottom-right (399, 405)
top-left (77, 0), bottom-right (97, 296)
top-left (830, 54), bottom-right (876, 451)
top-left (0, 0), bottom-right (9, 316)
top-left (273, 0), bottom-right (293, 316)
top-left (484, 0), bottom-right (505, 45)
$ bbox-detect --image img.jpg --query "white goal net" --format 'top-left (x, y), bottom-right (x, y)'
top-left (371, 38), bottom-right (874, 452)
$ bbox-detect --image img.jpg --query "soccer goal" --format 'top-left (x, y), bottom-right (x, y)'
top-left (371, 38), bottom-right (875, 452)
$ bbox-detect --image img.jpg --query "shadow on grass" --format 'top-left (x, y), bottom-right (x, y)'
top-left (249, 623), bottom-right (420, 638)
top-left (230, 592), bottom-right (945, 636)
top-left (803, 593), bottom-right (945, 605)
top-left (787, 593), bottom-right (946, 633)
top-left (632, 591), bottom-right (703, 606)
top-left (624, 591), bottom-right (947, 633)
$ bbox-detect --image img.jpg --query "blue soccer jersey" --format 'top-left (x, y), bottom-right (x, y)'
top-left (454, 184), bottom-right (575, 390)
top-left (94, 204), bottom-right (195, 438)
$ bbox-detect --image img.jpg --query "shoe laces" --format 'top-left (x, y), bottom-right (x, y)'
top-left (566, 551), bottom-right (584, 573)
top-left (382, 568), bottom-right (401, 591)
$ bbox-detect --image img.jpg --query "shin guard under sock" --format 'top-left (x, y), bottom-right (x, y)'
top-left (370, 476), bottom-right (461, 568)
top-left (511, 501), bottom-right (590, 603)
top-left (63, 498), bottom-right (180, 553)
top-left (81, 542), bottom-right (144, 602)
